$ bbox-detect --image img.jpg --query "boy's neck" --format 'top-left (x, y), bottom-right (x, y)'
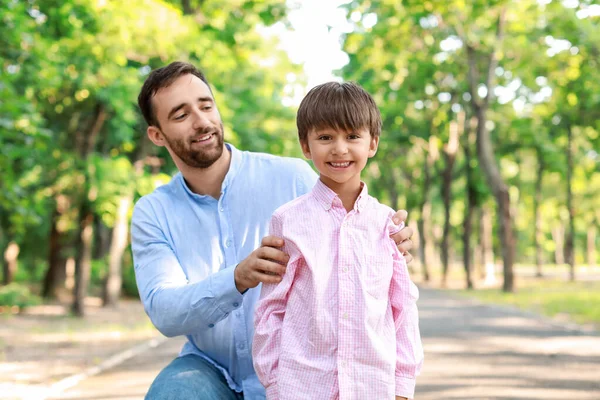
top-left (319, 175), bottom-right (363, 213)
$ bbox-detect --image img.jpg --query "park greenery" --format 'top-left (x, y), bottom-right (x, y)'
top-left (1, 0), bottom-right (598, 319)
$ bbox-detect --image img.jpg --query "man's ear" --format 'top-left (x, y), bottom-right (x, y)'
top-left (300, 139), bottom-right (312, 160)
top-left (368, 135), bottom-right (380, 158)
top-left (147, 126), bottom-right (166, 147)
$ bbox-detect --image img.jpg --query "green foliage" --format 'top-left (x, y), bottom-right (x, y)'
top-left (0, 284), bottom-right (42, 309)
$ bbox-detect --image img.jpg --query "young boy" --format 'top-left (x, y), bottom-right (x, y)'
top-left (252, 82), bottom-right (423, 400)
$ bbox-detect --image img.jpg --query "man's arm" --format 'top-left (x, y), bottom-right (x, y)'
top-left (131, 199), bottom-right (287, 337)
top-left (390, 210), bottom-right (414, 263)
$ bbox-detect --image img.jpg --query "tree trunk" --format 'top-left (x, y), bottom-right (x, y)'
top-left (441, 112), bottom-right (462, 286)
top-left (43, 206), bottom-right (67, 298)
top-left (565, 124), bottom-right (575, 281)
top-left (481, 206), bottom-right (496, 285)
top-left (2, 241), bottom-right (19, 285)
top-left (103, 193), bottom-right (133, 307)
top-left (72, 204), bottom-right (94, 316)
top-left (72, 103), bottom-right (107, 316)
top-left (181, 0), bottom-right (193, 14)
top-left (534, 149), bottom-right (545, 277)
top-left (418, 206), bottom-right (431, 282)
top-left (587, 226), bottom-right (597, 268)
top-left (93, 218), bottom-right (112, 260)
top-left (466, 8), bottom-right (513, 292)
top-left (552, 225), bottom-right (565, 265)
top-left (409, 219), bottom-right (421, 274)
top-left (462, 118), bottom-right (476, 290)
top-left (418, 140), bottom-right (436, 282)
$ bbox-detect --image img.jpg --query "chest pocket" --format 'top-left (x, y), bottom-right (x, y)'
top-left (361, 253), bottom-right (393, 299)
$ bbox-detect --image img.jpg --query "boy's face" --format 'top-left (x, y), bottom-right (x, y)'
top-left (301, 127), bottom-right (379, 190)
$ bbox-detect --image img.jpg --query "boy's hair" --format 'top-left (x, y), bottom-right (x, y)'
top-left (296, 81), bottom-right (381, 142)
top-left (138, 61), bottom-right (212, 128)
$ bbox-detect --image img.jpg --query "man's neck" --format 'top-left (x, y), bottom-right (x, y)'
top-left (180, 146), bottom-right (232, 199)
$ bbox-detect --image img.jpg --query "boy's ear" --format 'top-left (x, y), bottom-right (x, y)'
top-left (147, 126), bottom-right (166, 147)
top-left (368, 135), bottom-right (380, 158)
top-left (300, 139), bottom-right (312, 160)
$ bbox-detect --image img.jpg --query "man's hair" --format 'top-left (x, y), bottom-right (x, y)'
top-left (138, 61), bottom-right (211, 127)
top-left (296, 81), bottom-right (381, 142)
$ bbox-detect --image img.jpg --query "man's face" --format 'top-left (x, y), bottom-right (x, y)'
top-left (149, 74), bottom-right (224, 169)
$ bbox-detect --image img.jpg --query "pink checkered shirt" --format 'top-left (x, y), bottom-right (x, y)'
top-left (253, 179), bottom-right (423, 400)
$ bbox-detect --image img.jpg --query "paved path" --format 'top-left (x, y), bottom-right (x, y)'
top-left (52, 288), bottom-right (600, 399)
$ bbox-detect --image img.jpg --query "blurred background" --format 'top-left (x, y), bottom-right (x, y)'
top-left (1, 0), bottom-right (599, 360)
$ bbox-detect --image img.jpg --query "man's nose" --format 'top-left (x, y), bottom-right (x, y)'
top-left (191, 108), bottom-right (211, 130)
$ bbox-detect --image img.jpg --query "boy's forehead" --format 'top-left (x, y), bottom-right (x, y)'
top-left (309, 126), bottom-right (369, 134)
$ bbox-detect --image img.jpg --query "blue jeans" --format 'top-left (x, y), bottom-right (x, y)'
top-left (146, 354), bottom-right (244, 400)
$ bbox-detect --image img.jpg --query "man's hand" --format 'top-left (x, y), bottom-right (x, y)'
top-left (234, 235), bottom-right (289, 293)
top-left (391, 210), bottom-right (414, 263)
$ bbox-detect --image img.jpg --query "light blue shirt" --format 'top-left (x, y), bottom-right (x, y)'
top-left (131, 144), bottom-right (317, 399)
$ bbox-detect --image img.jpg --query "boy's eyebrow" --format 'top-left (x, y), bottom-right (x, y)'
top-left (167, 97), bottom-right (213, 119)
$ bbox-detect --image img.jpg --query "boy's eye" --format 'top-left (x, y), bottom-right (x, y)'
top-left (348, 134), bottom-right (360, 139)
top-left (317, 135), bottom-right (331, 140)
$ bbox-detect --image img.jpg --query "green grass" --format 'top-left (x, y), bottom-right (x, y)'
top-left (456, 279), bottom-right (600, 327)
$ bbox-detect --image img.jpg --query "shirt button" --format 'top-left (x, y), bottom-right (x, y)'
top-left (233, 302), bottom-right (239, 307)
top-left (343, 313), bottom-right (348, 319)
top-left (225, 239), bottom-right (232, 247)
top-left (219, 206), bottom-right (224, 212)
top-left (343, 267), bottom-right (349, 273)
top-left (208, 323), bottom-right (215, 328)
top-left (238, 343), bottom-right (245, 350)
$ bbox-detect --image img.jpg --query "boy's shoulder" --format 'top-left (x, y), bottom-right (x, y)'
top-left (271, 191), bottom-right (313, 219)
top-left (366, 195), bottom-right (403, 233)
top-left (366, 194), bottom-right (395, 217)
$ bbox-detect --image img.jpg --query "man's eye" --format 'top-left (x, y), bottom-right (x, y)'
top-left (174, 114), bottom-right (186, 120)
top-left (202, 106), bottom-right (212, 111)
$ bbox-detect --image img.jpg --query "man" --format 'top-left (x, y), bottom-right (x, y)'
top-left (132, 61), bottom-right (415, 400)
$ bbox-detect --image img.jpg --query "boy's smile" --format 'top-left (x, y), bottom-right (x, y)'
top-left (301, 127), bottom-right (379, 193)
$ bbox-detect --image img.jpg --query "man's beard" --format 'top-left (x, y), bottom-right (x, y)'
top-left (164, 124), bottom-right (225, 169)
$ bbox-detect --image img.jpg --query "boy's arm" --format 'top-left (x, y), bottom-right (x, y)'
top-left (252, 214), bottom-right (298, 399)
top-left (388, 217), bottom-right (424, 400)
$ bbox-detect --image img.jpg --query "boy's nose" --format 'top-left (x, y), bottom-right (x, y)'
top-left (332, 141), bottom-right (348, 155)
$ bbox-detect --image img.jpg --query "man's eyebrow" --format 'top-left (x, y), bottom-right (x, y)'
top-left (167, 97), bottom-right (214, 119)
top-left (167, 103), bottom-right (187, 120)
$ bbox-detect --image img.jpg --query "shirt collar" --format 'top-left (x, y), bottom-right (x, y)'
top-left (222, 143), bottom-right (241, 191)
top-left (312, 178), bottom-right (370, 212)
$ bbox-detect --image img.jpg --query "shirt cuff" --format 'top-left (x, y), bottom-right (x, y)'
top-left (210, 264), bottom-right (244, 315)
top-left (395, 375), bottom-right (416, 399)
top-left (266, 384), bottom-right (279, 400)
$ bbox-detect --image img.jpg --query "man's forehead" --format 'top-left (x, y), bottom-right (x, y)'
top-left (153, 74), bottom-right (213, 108)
